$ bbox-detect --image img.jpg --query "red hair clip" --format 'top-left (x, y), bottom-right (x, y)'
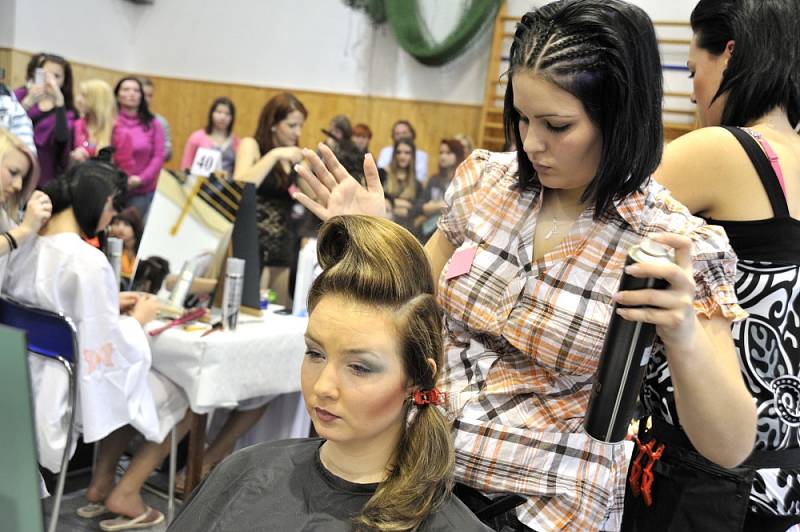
top-left (413, 389), bottom-right (447, 406)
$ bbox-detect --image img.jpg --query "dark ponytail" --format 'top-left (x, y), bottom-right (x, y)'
top-left (43, 160), bottom-right (127, 238)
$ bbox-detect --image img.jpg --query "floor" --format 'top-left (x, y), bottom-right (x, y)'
top-left (42, 468), bottom-right (179, 532)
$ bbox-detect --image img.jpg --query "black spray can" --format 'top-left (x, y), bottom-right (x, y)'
top-left (584, 238), bottom-right (675, 443)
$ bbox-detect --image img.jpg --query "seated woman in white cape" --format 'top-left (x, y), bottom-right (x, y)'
top-left (5, 159), bottom-right (190, 529)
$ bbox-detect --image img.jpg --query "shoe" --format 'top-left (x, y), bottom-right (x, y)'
top-left (98, 507), bottom-right (165, 531)
top-left (76, 502), bottom-right (108, 518)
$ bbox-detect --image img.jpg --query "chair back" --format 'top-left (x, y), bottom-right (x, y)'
top-left (0, 297), bottom-right (78, 363)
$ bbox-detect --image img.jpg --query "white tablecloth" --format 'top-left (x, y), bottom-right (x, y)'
top-left (147, 310), bottom-right (308, 414)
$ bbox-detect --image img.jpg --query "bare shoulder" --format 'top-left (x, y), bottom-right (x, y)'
top-left (238, 136), bottom-right (259, 152)
top-left (661, 127), bottom-right (744, 175)
top-left (656, 127), bottom-right (750, 214)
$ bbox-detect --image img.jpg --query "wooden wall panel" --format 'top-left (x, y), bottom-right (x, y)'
top-left (1, 48), bottom-right (482, 175)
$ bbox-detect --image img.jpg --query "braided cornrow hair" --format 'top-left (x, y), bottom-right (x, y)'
top-left (502, 0), bottom-right (664, 218)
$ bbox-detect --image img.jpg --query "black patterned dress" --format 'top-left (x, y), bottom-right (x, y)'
top-left (639, 127), bottom-right (800, 525)
top-left (255, 166), bottom-right (298, 268)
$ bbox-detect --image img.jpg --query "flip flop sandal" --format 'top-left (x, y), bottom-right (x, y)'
top-left (76, 502), bottom-right (108, 518)
top-left (99, 507), bottom-right (165, 531)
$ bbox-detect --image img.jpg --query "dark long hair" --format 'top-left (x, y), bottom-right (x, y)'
top-left (253, 92), bottom-right (307, 155)
top-left (252, 92), bottom-right (307, 188)
top-left (35, 54), bottom-right (75, 113)
top-left (691, 0), bottom-right (800, 127)
top-left (111, 206), bottom-right (144, 253)
top-left (503, 0), bottom-right (663, 218)
top-left (41, 160), bottom-right (127, 238)
top-left (439, 138), bottom-right (466, 181)
top-left (307, 216), bottom-right (453, 532)
top-left (114, 76), bottom-right (155, 130)
top-left (204, 97), bottom-right (236, 136)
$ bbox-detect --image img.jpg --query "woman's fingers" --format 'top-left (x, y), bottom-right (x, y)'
top-left (616, 307), bottom-right (690, 329)
top-left (649, 232), bottom-right (693, 271)
top-left (613, 288), bottom-right (690, 310)
top-left (318, 143), bottom-right (352, 184)
top-left (294, 164), bottom-right (330, 206)
top-left (293, 191), bottom-right (330, 222)
top-left (363, 153), bottom-right (383, 194)
top-left (623, 261), bottom-right (695, 294)
top-left (302, 148), bottom-right (338, 191)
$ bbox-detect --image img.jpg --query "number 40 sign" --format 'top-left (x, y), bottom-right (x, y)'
top-left (190, 147), bottom-right (222, 177)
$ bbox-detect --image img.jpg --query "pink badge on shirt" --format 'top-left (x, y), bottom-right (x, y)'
top-left (445, 246), bottom-right (478, 280)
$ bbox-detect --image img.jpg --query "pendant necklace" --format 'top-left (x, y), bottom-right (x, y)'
top-left (544, 217), bottom-right (561, 240)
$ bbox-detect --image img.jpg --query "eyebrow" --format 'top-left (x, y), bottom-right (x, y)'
top-left (513, 107), bottom-right (576, 119)
top-left (304, 334), bottom-right (384, 358)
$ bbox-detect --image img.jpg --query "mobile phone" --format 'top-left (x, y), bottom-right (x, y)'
top-left (34, 68), bottom-right (45, 87)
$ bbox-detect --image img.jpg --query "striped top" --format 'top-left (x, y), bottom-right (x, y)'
top-left (436, 150), bottom-right (745, 531)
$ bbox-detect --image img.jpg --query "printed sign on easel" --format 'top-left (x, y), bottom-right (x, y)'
top-left (190, 148), bottom-right (222, 177)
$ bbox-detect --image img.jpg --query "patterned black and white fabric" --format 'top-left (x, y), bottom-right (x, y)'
top-left (642, 126), bottom-right (800, 518)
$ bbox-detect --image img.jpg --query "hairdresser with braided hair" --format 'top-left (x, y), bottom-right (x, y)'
top-left (294, 1), bottom-right (756, 530)
top-left (169, 216), bottom-right (489, 531)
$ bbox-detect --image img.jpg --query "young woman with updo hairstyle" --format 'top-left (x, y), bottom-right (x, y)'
top-left (181, 97), bottom-right (240, 176)
top-left (295, 0), bottom-right (756, 528)
top-left (0, 129), bottom-right (50, 280)
top-left (71, 79), bottom-right (135, 172)
top-left (14, 53), bottom-right (76, 187)
top-left (623, 1), bottom-right (800, 530)
top-left (169, 215), bottom-right (489, 532)
top-left (234, 92), bottom-right (309, 306)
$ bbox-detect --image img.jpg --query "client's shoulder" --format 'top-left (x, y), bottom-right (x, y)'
top-left (225, 438), bottom-right (321, 468)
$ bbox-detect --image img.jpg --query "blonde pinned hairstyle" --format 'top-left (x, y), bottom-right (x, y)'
top-left (79, 79), bottom-right (116, 150)
top-left (308, 215), bottom-right (454, 531)
top-left (0, 129), bottom-right (40, 220)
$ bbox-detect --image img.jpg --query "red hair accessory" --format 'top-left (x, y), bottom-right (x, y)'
top-left (413, 389), bottom-right (447, 406)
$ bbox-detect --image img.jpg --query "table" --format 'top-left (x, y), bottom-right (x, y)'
top-left (147, 309), bottom-right (309, 492)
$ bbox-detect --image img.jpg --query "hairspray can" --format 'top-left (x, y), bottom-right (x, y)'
top-left (584, 238), bottom-right (675, 443)
top-left (106, 237), bottom-right (123, 288)
top-left (223, 257), bottom-right (245, 331)
top-left (168, 261), bottom-right (195, 310)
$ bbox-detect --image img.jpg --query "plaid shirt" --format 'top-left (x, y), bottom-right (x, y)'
top-left (437, 151), bottom-right (745, 531)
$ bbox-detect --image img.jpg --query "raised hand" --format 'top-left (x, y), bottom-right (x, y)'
top-left (21, 190), bottom-right (53, 234)
top-left (293, 143), bottom-right (386, 222)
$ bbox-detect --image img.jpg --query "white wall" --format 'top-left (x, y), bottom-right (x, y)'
top-left (6, 0), bottom-right (698, 108)
top-left (7, 0), bottom-right (494, 105)
top-left (12, 0), bottom-right (140, 71)
top-left (0, 0), bottom-right (16, 47)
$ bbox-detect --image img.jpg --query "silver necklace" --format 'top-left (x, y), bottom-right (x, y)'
top-left (544, 217), bottom-right (562, 239)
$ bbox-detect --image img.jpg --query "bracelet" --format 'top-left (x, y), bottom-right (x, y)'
top-left (2, 231), bottom-right (17, 251)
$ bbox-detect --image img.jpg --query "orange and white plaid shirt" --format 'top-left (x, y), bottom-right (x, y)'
top-left (437, 151), bottom-right (745, 531)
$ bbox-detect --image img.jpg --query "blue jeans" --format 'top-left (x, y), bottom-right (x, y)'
top-left (127, 191), bottom-right (155, 222)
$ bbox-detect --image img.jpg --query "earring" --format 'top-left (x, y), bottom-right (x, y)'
top-left (271, 127), bottom-right (276, 132)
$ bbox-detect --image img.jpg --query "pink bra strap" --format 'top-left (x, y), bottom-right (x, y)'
top-left (744, 128), bottom-right (788, 197)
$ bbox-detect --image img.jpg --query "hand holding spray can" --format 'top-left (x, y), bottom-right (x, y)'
top-left (584, 237), bottom-right (675, 443)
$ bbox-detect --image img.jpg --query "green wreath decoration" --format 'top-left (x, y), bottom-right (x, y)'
top-left (343, 0), bottom-right (502, 66)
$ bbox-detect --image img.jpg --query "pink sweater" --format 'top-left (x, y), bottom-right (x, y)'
top-left (180, 129), bottom-right (240, 174)
top-left (115, 111), bottom-right (165, 195)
